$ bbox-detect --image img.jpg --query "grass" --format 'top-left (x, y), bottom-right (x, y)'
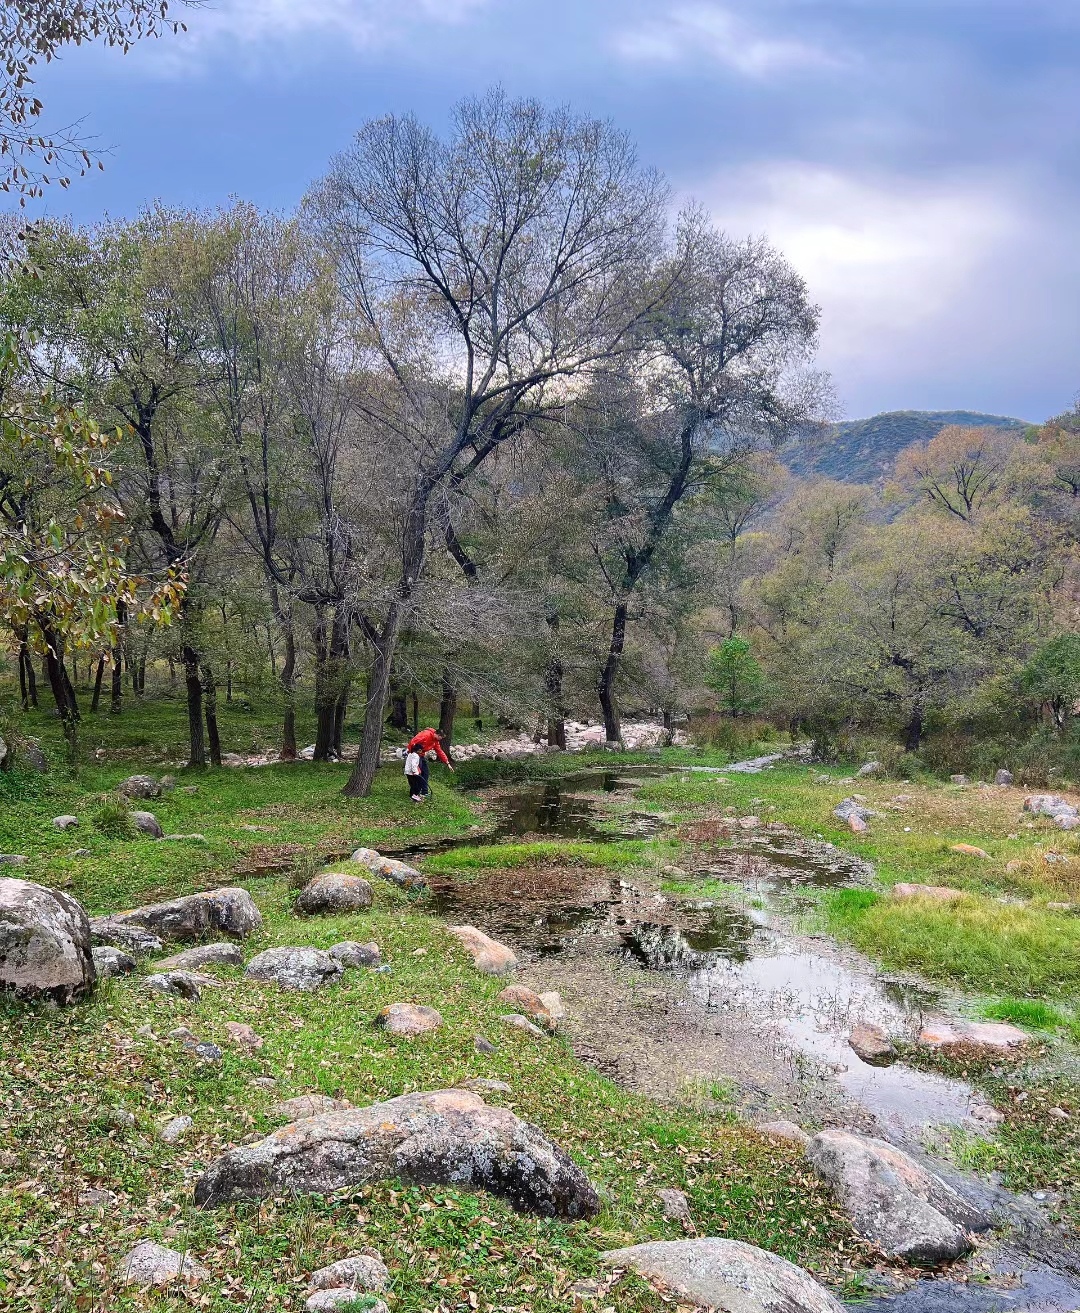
top-left (421, 839), bottom-right (650, 878)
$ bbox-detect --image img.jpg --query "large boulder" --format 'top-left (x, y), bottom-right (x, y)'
top-left (92, 945), bottom-right (137, 979)
top-left (350, 848), bottom-right (426, 891)
top-left (130, 811), bottom-right (164, 839)
top-left (1024, 794), bottom-right (1080, 829)
top-left (0, 877), bottom-right (96, 1004)
top-left (155, 942), bottom-right (244, 972)
top-left (447, 924), bottom-right (518, 975)
top-left (295, 873), bottom-right (373, 916)
top-left (245, 946), bottom-right (342, 992)
top-left (599, 1238), bottom-right (843, 1312)
top-left (118, 775), bottom-right (163, 799)
top-left (329, 940), bottom-right (381, 969)
top-left (100, 888), bottom-right (262, 943)
top-left (194, 1088), bottom-right (600, 1219)
top-left (805, 1130), bottom-right (988, 1264)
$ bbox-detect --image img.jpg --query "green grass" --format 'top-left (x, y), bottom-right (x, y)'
top-left (421, 839), bottom-right (650, 877)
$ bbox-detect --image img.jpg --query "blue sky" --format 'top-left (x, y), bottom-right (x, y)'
top-left (16, 0), bottom-right (1080, 421)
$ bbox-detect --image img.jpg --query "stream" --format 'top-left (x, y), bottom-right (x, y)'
top-left (404, 762), bottom-right (1080, 1312)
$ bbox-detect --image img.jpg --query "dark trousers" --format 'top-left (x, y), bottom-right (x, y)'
top-left (408, 773), bottom-right (425, 798)
top-left (419, 756), bottom-right (430, 794)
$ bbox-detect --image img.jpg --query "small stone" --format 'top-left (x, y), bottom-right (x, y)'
top-left (248, 1076), bottom-right (277, 1089)
top-left (306, 1252), bottom-right (389, 1294)
top-left (447, 924), bottom-right (518, 974)
top-left (271, 1093), bottom-right (352, 1120)
top-left (950, 843), bottom-right (990, 859)
top-left (496, 984), bottom-right (552, 1026)
top-left (169, 1025), bottom-right (198, 1043)
top-left (130, 811), bottom-right (164, 839)
top-left (159, 1114), bottom-right (193, 1144)
top-left (918, 1018), bottom-right (1028, 1054)
top-left (474, 1035), bottom-right (496, 1054)
top-left (500, 1013), bottom-right (545, 1038)
top-left (143, 971), bottom-right (206, 1000)
top-left (91, 945), bottom-right (137, 979)
top-left (52, 815), bottom-right (79, 831)
top-left (848, 1022), bottom-right (897, 1067)
top-left (155, 942), bottom-right (244, 972)
top-left (245, 946), bottom-right (343, 992)
top-left (135, 1024), bottom-right (155, 1039)
top-left (328, 940), bottom-right (381, 969)
top-left (657, 1186), bottom-right (694, 1225)
top-left (73, 848), bottom-right (91, 857)
top-left (118, 775), bottom-right (163, 799)
top-left (189, 1041), bottom-right (222, 1063)
top-left (754, 1120), bottom-right (810, 1147)
top-left (376, 1002), bottom-right (442, 1036)
top-left (464, 1077), bottom-right (512, 1094)
top-left (79, 1188), bottom-right (113, 1207)
top-left (995, 769), bottom-right (1014, 786)
top-left (104, 1107), bottom-right (136, 1128)
top-left (350, 847), bottom-right (426, 891)
top-left (538, 990), bottom-right (567, 1023)
top-left (950, 774), bottom-right (970, 785)
top-left (159, 833), bottom-right (208, 843)
top-left (857, 761), bottom-right (883, 777)
top-left (119, 1240), bottom-right (209, 1285)
top-left (224, 1021), bottom-right (264, 1050)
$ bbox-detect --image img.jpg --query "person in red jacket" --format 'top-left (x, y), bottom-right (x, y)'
top-left (406, 727), bottom-right (454, 796)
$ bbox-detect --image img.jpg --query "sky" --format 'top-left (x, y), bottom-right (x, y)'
top-left (14, 0), bottom-right (1080, 422)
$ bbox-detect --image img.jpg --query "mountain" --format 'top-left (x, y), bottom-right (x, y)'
top-left (783, 410), bottom-right (1031, 485)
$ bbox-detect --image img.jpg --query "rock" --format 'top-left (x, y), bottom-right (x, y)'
top-left (189, 1041), bottom-right (222, 1063)
top-left (995, 769), bottom-right (1014, 786)
top-left (496, 984), bottom-right (553, 1026)
top-left (88, 919), bottom-right (164, 956)
top-left (754, 1120), bottom-right (810, 1147)
top-left (463, 1077), bottom-right (512, 1094)
top-left (599, 1238), bottom-right (843, 1312)
top-left (474, 1034), bottom-right (496, 1054)
top-left (224, 1021), bottom-right (264, 1050)
top-left (657, 1187), bottom-right (694, 1226)
top-left (73, 849), bottom-right (91, 858)
top-left (376, 1002), bottom-right (442, 1035)
top-left (950, 843), bottom-right (990, 859)
top-left (295, 873), bottom-right (374, 916)
top-left (805, 1129), bottom-right (987, 1264)
top-left (52, 815), bottom-right (79, 831)
top-left (0, 877), bottom-right (96, 1004)
top-left (143, 971), bottom-right (206, 1000)
top-left (950, 774), bottom-right (970, 785)
top-left (103, 887), bottom-right (262, 943)
top-left (834, 798), bottom-right (878, 828)
top-left (118, 775), bottom-right (163, 799)
top-left (857, 761), bottom-right (883, 777)
top-left (737, 815), bottom-right (761, 830)
top-left (249, 1076), bottom-right (277, 1089)
top-left (329, 940), bottom-right (381, 969)
top-left (0, 854), bottom-right (28, 866)
top-left (170, 1025), bottom-right (198, 1042)
top-left (159, 1114), bottom-right (193, 1144)
top-left (849, 1022), bottom-right (897, 1067)
top-left (245, 946), bottom-right (343, 992)
top-left (155, 942), bottom-right (244, 972)
top-left (194, 1087), bottom-right (600, 1219)
top-left (23, 742), bottom-right (48, 772)
top-left (891, 883), bottom-right (965, 904)
top-left (538, 990), bottom-right (567, 1024)
top-left (847, 813), bottom-right (868, 834)
top-left (103, 1107), bottom-right (136, 1128)
top-left (500, 1012), bottom-right (546, 1038)
top-left (159, 833), bottom-right (207, 843)
top-left (271, 1094), bottom-right (353, 1120)
top-left (130, 810), bottom-right (164, 839)
top-left (350, 847), bottom-right (426, 891)
top-left (119, 1240), bottom-right (209, 1285)
top-left (447, 924), bottom-right (518, 974)
top-left (918, 1018), bottom-right (1028, 1054)
top-left (1024, 794), bottom-right (1080, 829)
top-left (79, 1188), bottom-right (114, 1207)
top-left (307, 1294), bottom-right (388, 1313)
top-left (91, 945), bottom-right (137, 979)
top-left (307, 1252), bottom-right (389, 1295)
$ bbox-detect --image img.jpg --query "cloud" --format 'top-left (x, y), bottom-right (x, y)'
top-left (613, 3), bottom-right (840, 77)
top-left (695, 162), bottom-right (1050, 415)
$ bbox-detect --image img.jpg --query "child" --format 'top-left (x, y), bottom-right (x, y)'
top-left (404, 747), bottom-right (425, 801)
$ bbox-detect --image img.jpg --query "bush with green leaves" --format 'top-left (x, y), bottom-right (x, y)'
top-left (704, 636), bottom-right (765, 718)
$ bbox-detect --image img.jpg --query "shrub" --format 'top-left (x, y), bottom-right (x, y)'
top-left (91, 798), bottom-right (134, 838)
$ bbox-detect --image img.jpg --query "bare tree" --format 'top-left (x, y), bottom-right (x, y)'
top-left (309, 89), bottom-right (667, 795)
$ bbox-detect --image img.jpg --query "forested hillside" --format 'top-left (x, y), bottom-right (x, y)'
top-left (784, 409), bottom-right (1029, 483)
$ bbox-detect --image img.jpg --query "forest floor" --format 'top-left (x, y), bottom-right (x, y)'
top-left (1, 696), bottom-right (1079, 1311)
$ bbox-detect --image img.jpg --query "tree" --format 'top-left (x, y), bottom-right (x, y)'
top-left (0, 334), bottom-right (183, 762)
top-left (1021, 634), bottom-right (1080, 732)
top-left (1, 1), bottom-right (193, 205)
top-left (310, 90), bottom-right (667, 795)
top-left (705, 636), bottom-right (763, 717)
top-left (894, 425), bottom-right (1016, 521)
top-left (582, 215), bottom-right (827, 743)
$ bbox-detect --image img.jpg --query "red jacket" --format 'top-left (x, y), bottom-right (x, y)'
top-left (406, 728), bottom-right (451, 766)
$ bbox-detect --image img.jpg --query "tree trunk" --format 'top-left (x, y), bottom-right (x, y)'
top-left (332, 684), bottom-right (349, 758)
top-left (90, 655), bottom-right (106, 714)
top-left (411, 690), bottom-right (419, 735)
top-left (904, 700), bottom-right (924, 754)
top-left (597, 601), bottom-right (627, 745)
top-left (545, 614), bottom-right (566, 748)
top-left (39, 622), bottom-right (79, 769)
top-left (438, 672), bottom-right (457, 749)
top-left (344, 605), bottom-right (403, 797)
top-left (388, 681), bottom-right (409, 731)
top-left (18, 636), bottom-right (37, 710)
top-left (110, 643), bottom-right (123, 714)
top-left (277, 597), bottom-right (298, 761)
top-left (183, 644), bottom-right (206, 768)
top-left (472, 697), bottom-right (482, 728)
top-left (203, 663), bottom-right (222, 767)
top-left (314, 606), bottom-right (349, 761)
